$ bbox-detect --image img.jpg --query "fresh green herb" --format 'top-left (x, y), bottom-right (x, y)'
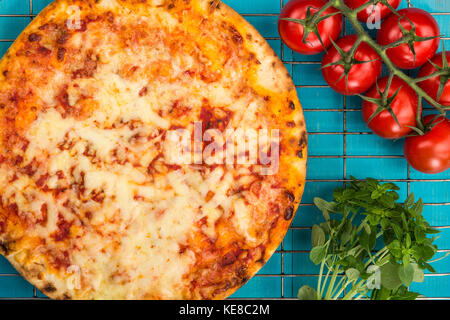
top-left (298, 177), bottom-right (446, 300)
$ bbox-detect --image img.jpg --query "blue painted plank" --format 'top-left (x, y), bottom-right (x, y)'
top-left (410, 167), bottom-right (450, 180)
top-left (32, 0), bottom-right (53, 14)
top-left (423, 251), bottom-right (450, 275)
top-left (422, 205), bottom-right (450, 226)
top-left (308, 134), bottom-right (344, 156)
top-left (293, 64), bottom-right (327, 85)
top-left (293, 205), bottom-right (328, 227)
top-left (259, 253), bottom-right (282, 275)
top-left (306, 158), bottom-right (343, 180)
top-left (284, 276), bottom-right (317, 298)
top-left (346, 158), bottom-right (408, 180)
top-left (346, 134), bottom-right (404, 156)
top-left (0, 276), bottom-right (34, 298)
top-left (432, 228), bottom-right (450, 250)
top-left (347, 94), bottom-right (364, 110)
top-left (301, 181), bottom-right (343, 204)
top-left (0, 42), bottom-right (12, 57)
top-left (0, 256), bottom-right (18, 274)
top-left (407, 0), bottom-right (450, 13)
top-left (297, 87), bottom-right (344, 109)
top-left (223, 0), bottom-right (280, 14)
top-left (346, 111), bottom-right (371, 132)
top-left (0, 0), bottom-right (29, 14)
top-left (410, 275), bottom-right (450, 298)
top-left (284, 276), bottom-right (346, 298)
top-left (245, 16), bottom-right (279, 38)
top-left (36, 290), bottom-right (48, 298)
top-left (433, 15), bottom-right (450, 37)
top-left (267, 39), bottom-right (282, 59)
top-left (0, 17), bottom-right (30, 39)
top-left (305, 111), bottom-right (344, 132)
top-left (284, 229), bottom-right (311, 251)
top-left (291, 51), bottom-right (324, 63)
top-left (410, 182), bottom-right (450, 203)
top-left (284, 252), bottom-right (320, 275)
top-left (230, 277), bottom-right (282, 298)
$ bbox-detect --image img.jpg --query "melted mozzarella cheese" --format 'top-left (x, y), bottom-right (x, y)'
top-left (9, 90), bottom-right (250, 298)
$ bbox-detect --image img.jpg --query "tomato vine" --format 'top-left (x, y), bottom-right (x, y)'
top-left (283, 0), bottom-right (449, 123)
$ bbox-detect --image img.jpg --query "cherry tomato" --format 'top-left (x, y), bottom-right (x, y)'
top-left (418, 52), bottom-right (450, 106)
top-left (404, 115), bottom-right (450, 174)
top-left (362, 76), bottom-right (419, 139)
top-left (344, 0), bottom-right (400, 23)
top-left (278, 0), bottom-right (343, 55)
top-left (377, 8), bottom-right (440, 69)
top-left (321, 35), bottom-right (382, 95)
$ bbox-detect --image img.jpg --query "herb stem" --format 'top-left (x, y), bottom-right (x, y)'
top-left (324, 257), bottom-right (341, 299)
top-left (330, 273), bottom-right (346, 299)
top-left (319, 259), bottom-right (333, 298)
top-left (342, 279), bottom-right (366, 300)
top-left (317, 241), bottom-right (331, 299)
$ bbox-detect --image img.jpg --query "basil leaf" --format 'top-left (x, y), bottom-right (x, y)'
top-left (411, 263), bottom-right (425, 283)
top-left (404, 193), bottom-right (415, 208)
top-left (310, 245), bottom-right (327, 266)
top-left (313, 197), bottom-right (335, 221)
top-left (297, 285), bottom-right (318, 300)
top-left (345, 268), bottom-right (360, 282)
top-left (398, 263), bottom-right (415, 287)
top-left (380, 263), bottom-right (402, 290)
top-left (311, 225), bottom-right (326, 248)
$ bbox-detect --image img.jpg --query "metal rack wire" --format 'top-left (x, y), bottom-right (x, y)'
top-left (0, 0), bottom-right (448, 300)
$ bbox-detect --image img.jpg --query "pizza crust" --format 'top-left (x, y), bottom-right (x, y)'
top-left (0, 0), bottom-right (307, 300)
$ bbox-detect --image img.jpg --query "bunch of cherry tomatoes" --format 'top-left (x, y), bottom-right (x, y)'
top-left (278, 0), bottom-right (450, 174)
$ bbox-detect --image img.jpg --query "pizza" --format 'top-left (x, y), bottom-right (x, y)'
top-left (0, 0), bottom-right (307, 300)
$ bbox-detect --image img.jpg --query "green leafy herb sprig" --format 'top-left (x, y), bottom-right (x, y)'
top-left (298, 177), bottom-right (446, 300)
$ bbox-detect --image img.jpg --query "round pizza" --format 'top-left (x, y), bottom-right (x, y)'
top-left (0, 0), bottom-right (307, 299)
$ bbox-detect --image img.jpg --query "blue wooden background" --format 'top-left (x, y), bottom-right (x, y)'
top-left (0, 0), bottom-right (448, 299)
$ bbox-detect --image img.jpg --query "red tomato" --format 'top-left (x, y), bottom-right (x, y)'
top-left (321, 35), bottom-right (382, 95)
top-left (418, 52), bottom-right (450, 106)
top-left (278, 0), bottom-right (343, 55)
top-left (377, 8), bottom-right (440, 69)
top-left (404, 115), bottom-right (450, 174)
top-left (344, 0), bottom-right (400, 23)
top-left (362, 76), bottom-right (419, 139)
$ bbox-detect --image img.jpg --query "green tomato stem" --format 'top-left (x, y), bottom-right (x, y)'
top-left (315, 0), bottom-right (335, 19)
top-left (414, 69), bottom-right (448, 83)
